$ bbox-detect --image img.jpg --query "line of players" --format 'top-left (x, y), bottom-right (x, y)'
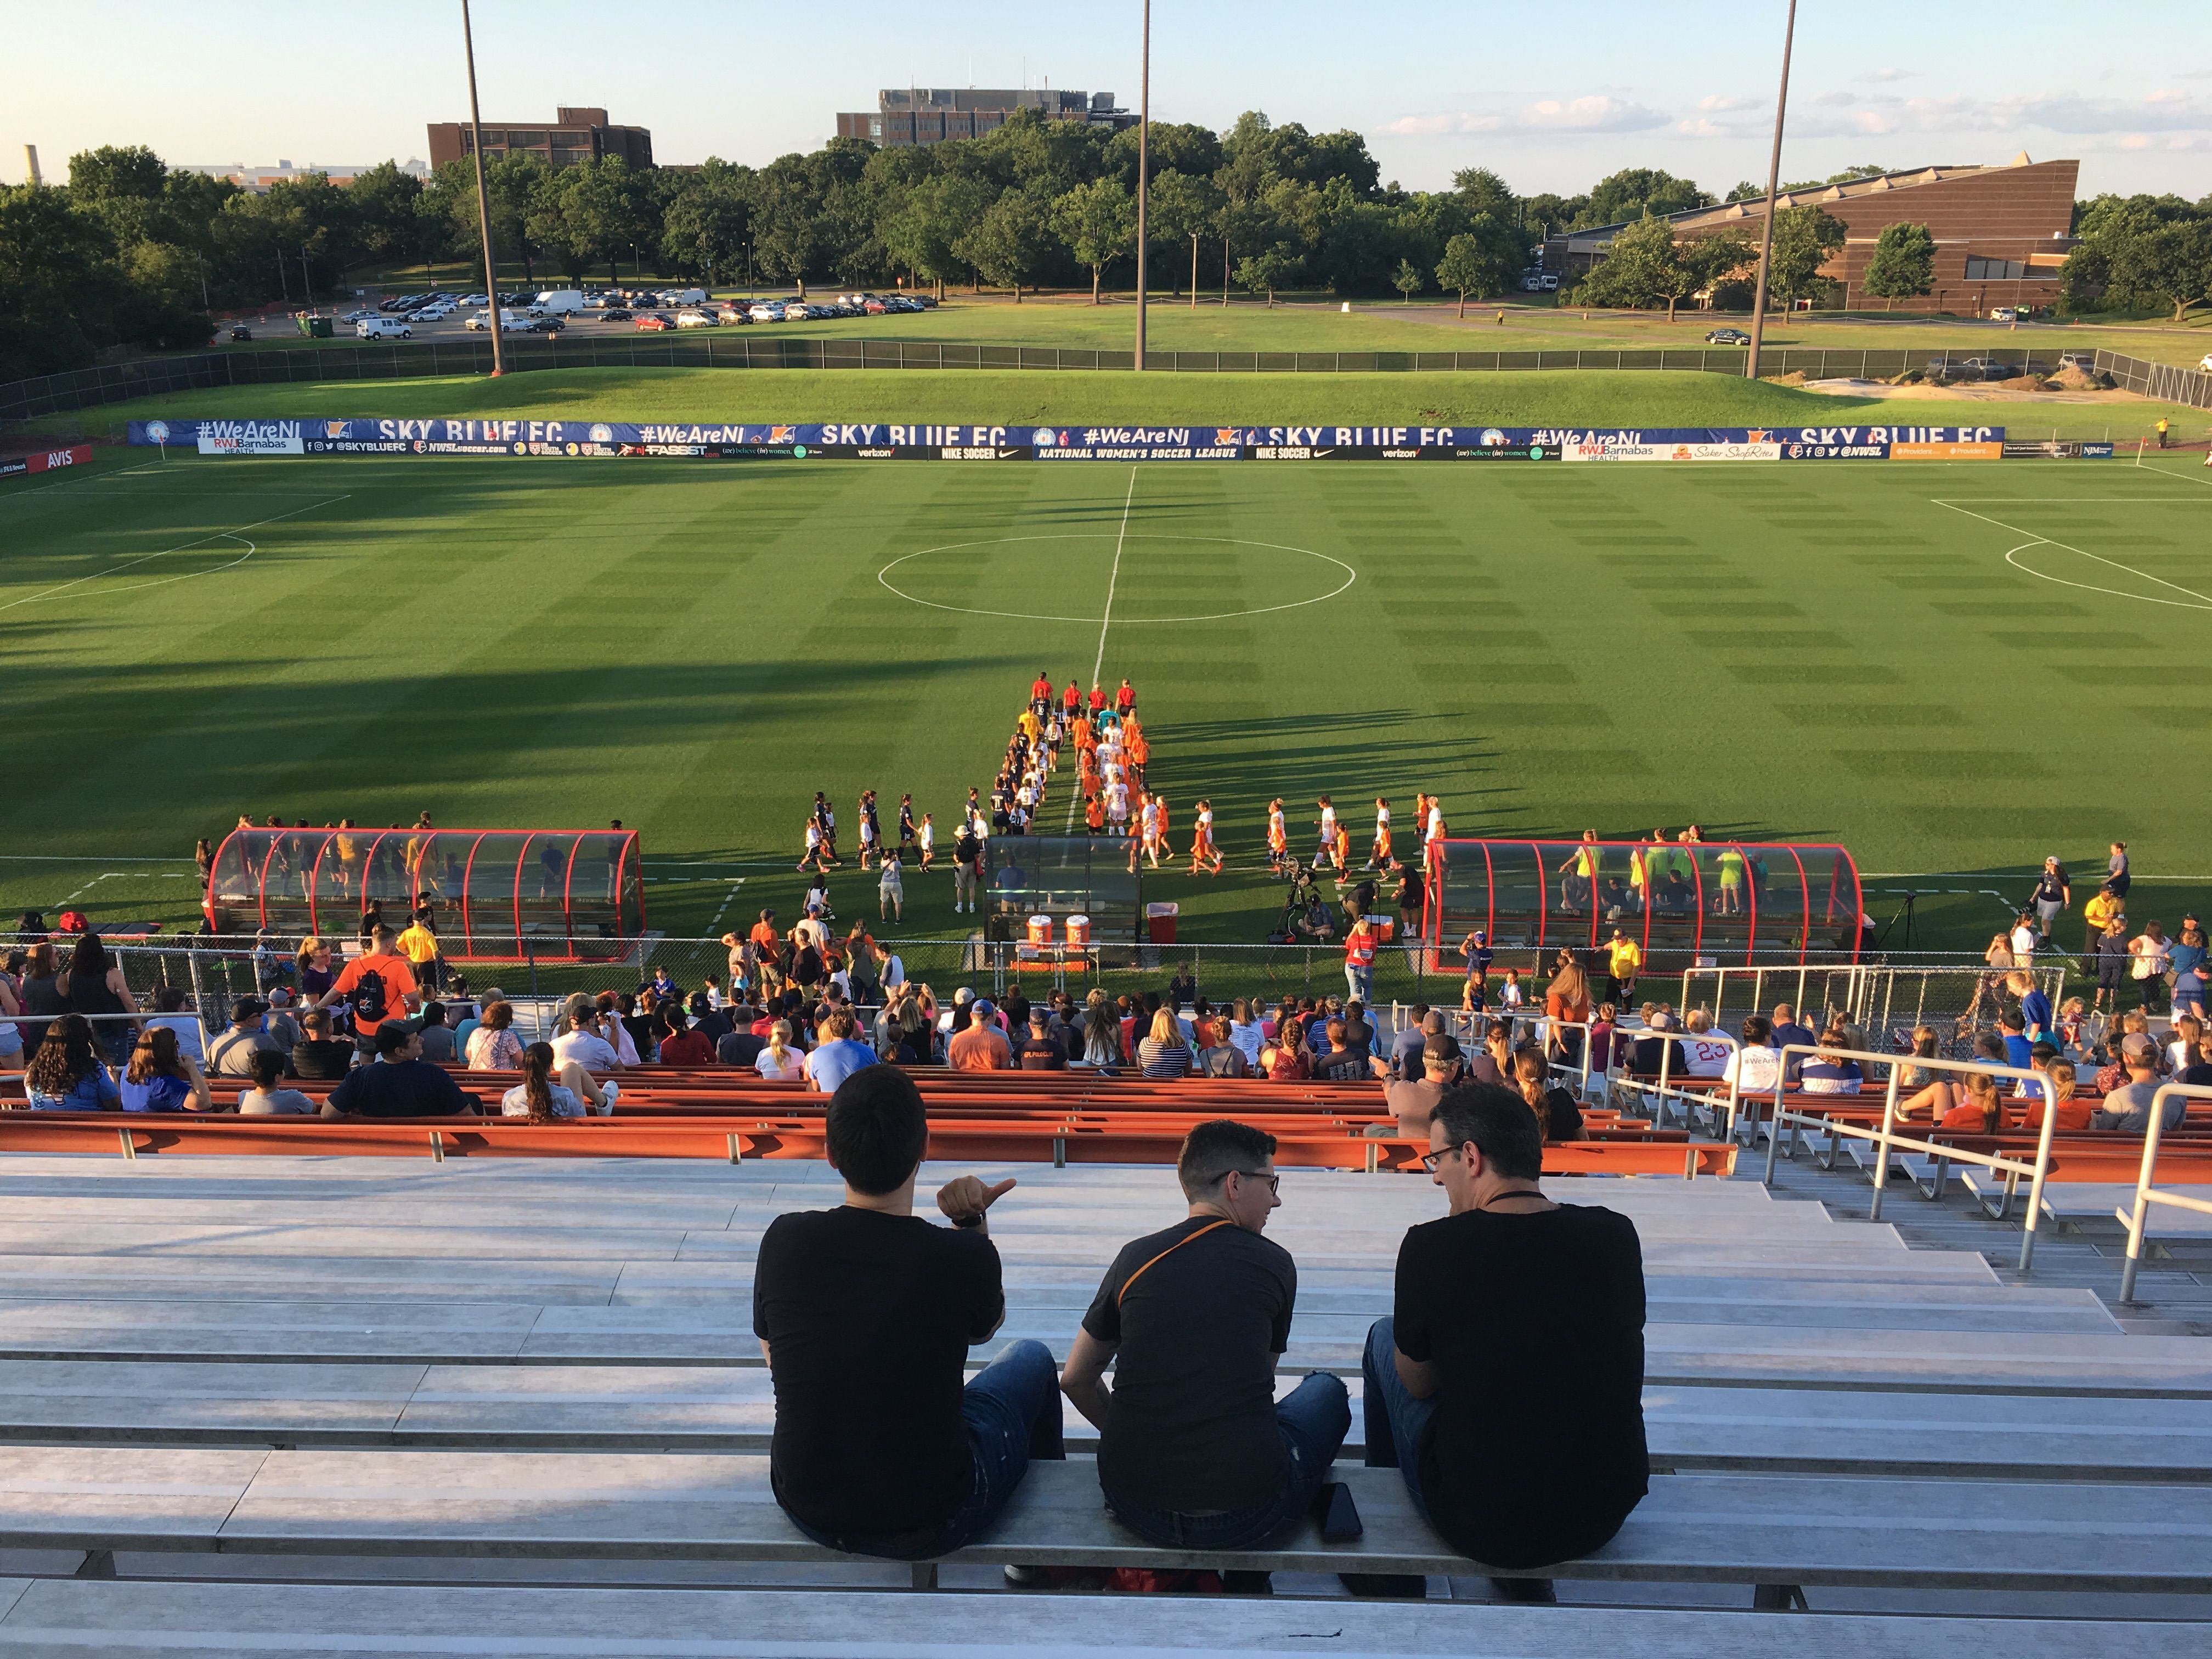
top-left (1267, 793), bottom-right (1449, 881)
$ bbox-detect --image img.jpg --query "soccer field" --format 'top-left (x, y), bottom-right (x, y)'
top-left (5, 445), bottom-right (2210, 950)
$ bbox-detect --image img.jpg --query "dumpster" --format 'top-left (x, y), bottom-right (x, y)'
top-left (1146, 901), bottom-right (1178, 945)
top-left (295, 313), bottom-right (333, 338)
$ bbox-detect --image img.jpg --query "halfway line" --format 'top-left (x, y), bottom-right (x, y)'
top-left (1071, 467), bottom-right (1139, 833)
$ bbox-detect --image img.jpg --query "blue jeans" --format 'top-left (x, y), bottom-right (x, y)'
top-left (1347, 964), bottom-right (1373, 1003)
top-left (785, 1339), bottom-right (1064, 1560)
top-left (1361, 1317), bottom-right (1435, 1518)
top-left (1104, 1372), bottom-right (1351, 1550)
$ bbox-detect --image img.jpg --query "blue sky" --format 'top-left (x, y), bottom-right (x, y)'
top-left (5, 0), bottom-right (2207, 196)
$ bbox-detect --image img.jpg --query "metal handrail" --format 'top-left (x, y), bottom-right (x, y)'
top-left (1759, 1043), bottom-right (2062, 1272)
top-left (2118, 1082), bottom-right (2212, 1302)
top-left (1617, 1026), bottom-right (1744, 1136)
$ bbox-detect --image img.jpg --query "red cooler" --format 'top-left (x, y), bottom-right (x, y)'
top-left (1146, 901), bottom-right (1178, 945)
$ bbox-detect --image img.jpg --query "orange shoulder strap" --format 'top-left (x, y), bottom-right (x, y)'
top-left (1117, 1219), bottom-right (1233, 1307)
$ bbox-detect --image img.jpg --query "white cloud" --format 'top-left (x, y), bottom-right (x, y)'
top-left (1696, 94), bottom-right (1757, 112)
top-left (1787, 89), bottom-right (2212, 140)
top-left (1381, 94), bottom-right (1669, 138)
top-left (1859, 67), bottom-right (1915, 83)
top-left (1674, 118), bottom-right (1727, 138)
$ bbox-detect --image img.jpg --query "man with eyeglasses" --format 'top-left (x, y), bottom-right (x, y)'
top-left (1059, 1120), bottom-right (1348, 1580)
top-left (1353, 1084), bottom-right (1647, 1602)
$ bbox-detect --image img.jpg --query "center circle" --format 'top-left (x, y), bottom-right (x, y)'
top-left (876, 533), bottom-right (1357, 623)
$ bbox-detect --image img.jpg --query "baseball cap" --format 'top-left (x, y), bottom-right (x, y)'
top-left (230, 996), bottom-right (267, 1023)
top-left (2120, 1032), bottom-right (2157, 1059)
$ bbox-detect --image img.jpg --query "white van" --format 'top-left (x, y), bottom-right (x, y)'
top-left (532, 290), bottom-right (588, 315)
top-left (661, 287), bottom-right (708, 308)
top-left (356, 317), bottom-right (413, 340)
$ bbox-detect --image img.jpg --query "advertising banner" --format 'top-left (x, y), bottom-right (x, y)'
top-left (127, 419), bottom-right (2007, 462)
top-left (1890, 440), bottom-right (2004, 461)
top-left (0, 443), bottom-right (93, 479)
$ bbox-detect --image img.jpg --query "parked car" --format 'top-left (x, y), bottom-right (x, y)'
top-left (356, 317), bottom-right (412, 340)
top-left (749, 303), bottom-right (782, 323)
top-left (337, 309), bottom-right (376, 324)
top-left (714, 307), bottom-right (752, 325)
top-left (523, 317), bottom-right (565, 334)
top-left (635, 313), bottom-right (675, 331)
top-left (415, 303), bottom-right (455, 322)
top-left (1989, 307), bottom-right (2019, 323)
top-left (672, 309), bottom-right (716, 328)
top-left (780, 302), bottom-right (811, 321)
top-left (465, 311), bottom-right (529, 332)
top-left (2058, 352), bottom-right (2097, 373)
top-left (1705, 328), bottom-right (1752, 346)
top-left (599, 307), bottom-right (634, 322)
top-left (376, 297), bottom-right (410, 312)
top-left (459, 294), bottom-right (489, 306)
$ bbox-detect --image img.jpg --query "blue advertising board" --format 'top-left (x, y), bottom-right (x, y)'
top-left (128, 418), bottom-right (2009, 461)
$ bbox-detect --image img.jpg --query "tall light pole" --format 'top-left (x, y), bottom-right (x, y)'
top-left (461, 0), bottom-right (505, 376)
top-left (1743, 0), bottom-right (1798, 381)
top-left (1133, 0), bottom-right (1151, 370)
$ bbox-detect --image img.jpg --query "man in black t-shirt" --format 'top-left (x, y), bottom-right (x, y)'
top-left (1013, 1007), bottom-right (1068, 1069)
top-left (1061, 1120), bottom-right (1348, 1557)
top-left (1359, 1084), bottom-right (1646, 1598)
top-left (753, 1066), bottom-right (1061, 1559)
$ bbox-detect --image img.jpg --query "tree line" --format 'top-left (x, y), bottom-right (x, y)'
top-left (4, 117), bottom-right (2209, 385)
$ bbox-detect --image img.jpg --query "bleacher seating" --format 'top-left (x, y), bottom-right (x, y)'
top-left (0, 1084), bottom-right (2204, 1648)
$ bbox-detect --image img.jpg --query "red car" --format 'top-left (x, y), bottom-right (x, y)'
top-left (635, 313), bottom-right (674, 332)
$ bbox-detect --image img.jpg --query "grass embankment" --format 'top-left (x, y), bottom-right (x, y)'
top-left (40, 365), bottom-right (2202, 444)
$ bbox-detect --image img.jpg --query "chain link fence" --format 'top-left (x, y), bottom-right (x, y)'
top-left (79, 934), bottom-right (2068, 1056)
top-left (2095, 349), bottom-right (2212, 413)
top-left (5, 337), bottom-right (2131, 430)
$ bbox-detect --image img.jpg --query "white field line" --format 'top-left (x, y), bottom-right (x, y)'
top-left (706, 878), bottom-right (749, 936)
top-left (1068, 468), bottom-right (1139, 834)
top-left (1933, 499), bottom-right (2212, 611)
top-left (0, 496), bottom-right (349, 615)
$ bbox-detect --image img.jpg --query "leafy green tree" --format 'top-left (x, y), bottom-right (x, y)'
top-left (540, 157), bottom-right (659, 285)
top-left (1577, 168), bottom-right (1708, 229)
top-left (960, 186), bottom-right (1054, 300)
top-left (659, 162), bottom-right (753, 284)
top-left (1391, 257), bottom-right (1425, 301)
top-left (1679, 229), bottom-right (1756, 312)
top-left (1577, 213), bottom-right (1675, 310)
top-left (0, 182), bottom-right (127, 377)
top-left (1763, 204), bottom-right (1848, 306)
top-left (1235, 245), bottom-right (1299, 306)
top-left (1861, 221), bottom-right (1936, 305)
top-left (883, 173), bottom-right (988, 296)
top-left (1434, 216), bottom-right (1526, 314)
top-left (2110, 219), bottom-right (2212, 321)
top-left (1144, 170), bottom-right (1224, 297)
top-left (1051, 177), bottom-right (1134, 303)
top-left (1450, 166), bottom-right (1517, 223)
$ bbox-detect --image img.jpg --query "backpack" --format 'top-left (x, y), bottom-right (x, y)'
top-left (349, 967), bottom-right (390, 1025)
top-left (955, 831), bottom-right (980, 866)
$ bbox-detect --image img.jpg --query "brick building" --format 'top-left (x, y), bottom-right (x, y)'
top-left (1552, 155), bottom-right (2079, 313)
top-left (426, 107), bottom-right (653, 172)
top-left (836, 88), bottom-right (1136, 148)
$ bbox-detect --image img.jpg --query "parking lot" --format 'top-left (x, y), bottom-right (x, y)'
top-left (297, 287), bottom-right (938, 344)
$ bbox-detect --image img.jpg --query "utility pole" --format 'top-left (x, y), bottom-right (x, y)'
top-left (1133, 0), bottom-right (1150, 370)
top-left (1189, 230), bottom-right (1198, 311)
top-left (301, 246), bottom-right (314, 306)
top-left (1744, 0), bottom-right (1799, 381)
top-left (460, 0), bottom-right (505, 376)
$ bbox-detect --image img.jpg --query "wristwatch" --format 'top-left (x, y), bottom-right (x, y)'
top-left (950, 1211), bottom-right (987, 1229)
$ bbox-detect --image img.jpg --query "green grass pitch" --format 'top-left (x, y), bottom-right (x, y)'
top-left (5, 438), bottom-right (2210, 953)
